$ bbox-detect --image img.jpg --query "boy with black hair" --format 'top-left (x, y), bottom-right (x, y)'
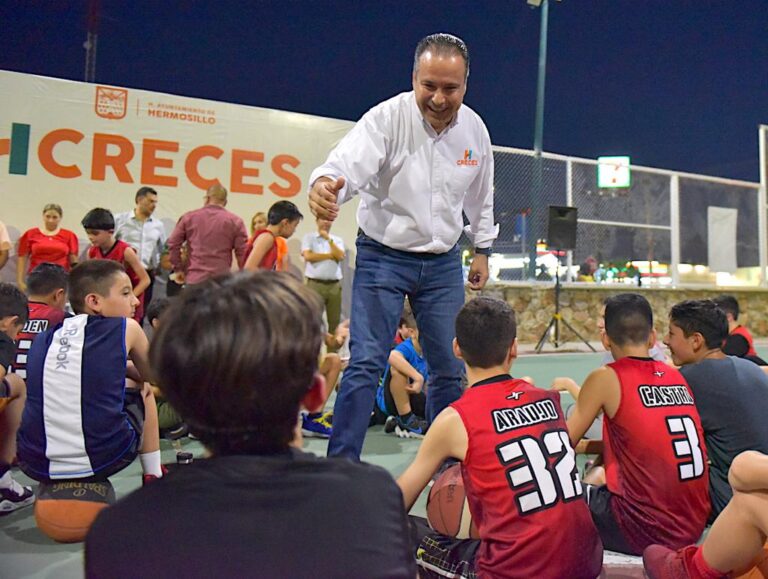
top-left (13, 263), bottom-right (69, 380)
top-left (554, 293), bottom-right (710, 555)
top-left (82, 207), bottom-right (151, 323)
top-left (666, 299), bottom-right (768, 518)
top-left (374, 305), bottom-right (430, 438)
top-left (85, 272), bottom-right (415, 578)
top-left (0, 283), bottom-right (34, 514)
top-left (397, 297), bottom-right (602, 579)
top-left (243, 200), bottom-right (303, 271)
top-left (712, 294), bottom-right (761, 361)
top-left (142, 298), bottom-right (185, 435)
top-left (17, 260), bottom-right (164, 485)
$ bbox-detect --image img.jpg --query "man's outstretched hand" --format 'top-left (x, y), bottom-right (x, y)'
top-left (309, 176), bottom-right (345, 221)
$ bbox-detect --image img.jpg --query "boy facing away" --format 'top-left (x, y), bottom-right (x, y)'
top-left (13, 263), bottom-right (69, 380)
top-left (397, 297), bottom-right (602, 579)
top-left (82, 208), bottom-right (150, 323)
top-left (555, 293), bottom-right (710, 555)
top-left (17, 260), bottom-right (163, 484)
top-left (244, 200), bottom-right (303, 271)
top-left (85, 272), bottom-right (416, 579)
top-left (0, 283), bottom-right (34, 514)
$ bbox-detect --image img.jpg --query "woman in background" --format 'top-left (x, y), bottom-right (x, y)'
top-left (16, 203), bottom-right (78, 291)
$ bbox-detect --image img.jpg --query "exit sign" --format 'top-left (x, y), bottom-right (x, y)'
top-left (597, 156), bottom-right (631, 188)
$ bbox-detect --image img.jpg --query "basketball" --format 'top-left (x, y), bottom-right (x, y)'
top-left (426, 463), bottom-right (479, 540)
top-left (34, 480), bottom-right (116, 543)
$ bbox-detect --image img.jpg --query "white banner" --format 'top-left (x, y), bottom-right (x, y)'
top-left (708, 206), bottom-right (738, 273)
top-left (0, 69), bottom-right (357, 280)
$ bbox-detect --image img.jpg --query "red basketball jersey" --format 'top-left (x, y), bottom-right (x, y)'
top-left (451, 376), bottom-right (603, 579)
top-left (88, 240), bottom-right (144, 321)
top-left (731, 325), bottom-right (757, 357)
top-left (604, 357), bottom-right (710, 551)
top-left (14, 301), bottom-right (66, 379)
top-left (245, 230), bottom-right (278, 270)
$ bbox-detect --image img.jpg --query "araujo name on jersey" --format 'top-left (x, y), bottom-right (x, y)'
top-left (492, 400), bottom-right (559, 434)
top-left (638, 384), bottom-right (694, 408)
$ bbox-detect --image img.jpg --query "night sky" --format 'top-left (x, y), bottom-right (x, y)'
top-left (1, 1), bottom-right (766, 182)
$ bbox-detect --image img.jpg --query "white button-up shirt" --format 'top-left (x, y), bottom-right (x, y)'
top-left (114, 211), bottom-right (167, 270)
top-left (309, 91), bottom-right (498, 253)
top-left (301, 232), bottom-right (345, 280)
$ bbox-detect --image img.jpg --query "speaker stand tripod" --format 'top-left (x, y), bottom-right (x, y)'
top-left (535, 254), bottom-right (597, 354)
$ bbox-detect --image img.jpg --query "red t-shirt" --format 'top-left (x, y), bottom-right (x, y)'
top-left (451, 376), bottom-right (603, 579)
top-left (731, 325), bottom-right (757, 357)
top-left (604, 357), bottom-right (710, 552)
top-left (17, 228), bottom-right (79, 272)
top-left (246, 230), bottom-right (278, 270)
top-left (13, 301), bottom-right (67, 379)
top-left (88, 240), bottom-right (144, 321)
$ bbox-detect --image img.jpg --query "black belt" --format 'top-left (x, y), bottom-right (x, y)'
top-left (306, 278), bottom-right (340, 284)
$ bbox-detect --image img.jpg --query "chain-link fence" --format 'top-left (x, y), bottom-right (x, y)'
top-left (489, 145), bottom-right (763, 286)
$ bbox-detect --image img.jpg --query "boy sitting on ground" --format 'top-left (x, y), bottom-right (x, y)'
top-left (16, 260), bottom-right (164, 485)
top-left (0, 283), bottom-right (34, 514)
top-left (85, 272), bottom-right (416, 578)
top-left (712, 294), bottom-right (764, 364)
top-left (397, 297), bottom-right (603, 579)
top-left (665, 299), bottom-right (768, 519)
top-left (144, 298), bottom-right (185, 437)
top-left (244, 200), bottom-right (303, 271)
top-left (553, 293), bottom-right (710, 555)
top-left (373, 305), bottom-right (430, 438)
top-left (13, 263), bottom-right (69, 380)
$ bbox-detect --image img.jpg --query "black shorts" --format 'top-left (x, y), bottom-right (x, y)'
top-left (585, 484), bottom-right (639, 555)
top-left (79, 389), bottom-right (145, 482)
top-left (409, 515), bottom-right (479, 579)
top-left (382, 372), bottom-right (426, 418)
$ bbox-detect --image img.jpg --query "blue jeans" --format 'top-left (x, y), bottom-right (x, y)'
top-left (328, 233), bottom-right (465, 460)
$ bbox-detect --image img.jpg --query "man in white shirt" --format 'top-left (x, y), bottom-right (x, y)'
top-left (309, 33), bottom-right (497, 460)
top-left (302, 218), bottom-right (345, 351)
top-left (114, 187), bottom-right (167, 316)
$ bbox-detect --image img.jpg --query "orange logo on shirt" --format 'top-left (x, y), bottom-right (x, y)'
top-left (457, 148), bottom-right (479, 166)
top-left (95, 86), bottom-right (128, 120)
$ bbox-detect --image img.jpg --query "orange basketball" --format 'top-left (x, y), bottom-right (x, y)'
top-left (426, 463), bottom-right (480, 540)
top-left (34, 480), bottom-right (115, 543)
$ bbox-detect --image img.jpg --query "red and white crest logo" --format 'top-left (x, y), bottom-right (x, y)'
top-left (95, 86), bottom-right (128, 119)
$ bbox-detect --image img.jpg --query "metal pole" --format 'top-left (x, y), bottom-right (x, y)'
top-left (758, 125), bottom-right (768, 287)
top-left (670, 174), bottom-right (681, 287)
top-left (529, 0), bottom-right (549, 279)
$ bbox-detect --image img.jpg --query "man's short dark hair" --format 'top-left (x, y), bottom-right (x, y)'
top-left (604, 294), bottom-right (653, 346)
top-left (456, 297), bottom-right (516, 369)
top-left (82, 208), bottom-right (115, 231)
top-left (68, 260), bottom-right (125, 314)
top-left (0, 283), bottom-right (29, 326)
top-left (145, 298), bottom-right (171, 326)
top-left (414, 33), bottom-right (470, 79)
top-left (713, 295), bottom-right (740, 320)
top-left (135, 186), bottom-right (157, 203)
top-left (26, 263), bottom-right (68, 297)
top-left (150, 272), bottom-right (323, 455)
top-left (670, 299), bottom-right (728, 350)
top-left (267, 201), bottom-right (303, 225)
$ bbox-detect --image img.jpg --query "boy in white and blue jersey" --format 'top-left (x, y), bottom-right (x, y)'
top-left (17, 260), bottom-right (163, 484)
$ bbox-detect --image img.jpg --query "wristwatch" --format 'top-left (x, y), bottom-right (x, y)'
top-left (474, 247), bottom-right (492, 256)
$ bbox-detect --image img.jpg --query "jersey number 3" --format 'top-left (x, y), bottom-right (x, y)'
top-left (496, 429), bottom-right (582, 515)
top-left (666, 415), bottom-right (705, 481)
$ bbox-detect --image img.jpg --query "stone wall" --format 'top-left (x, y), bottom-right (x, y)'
top-left (471, 283), bottom-right (768, 344)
